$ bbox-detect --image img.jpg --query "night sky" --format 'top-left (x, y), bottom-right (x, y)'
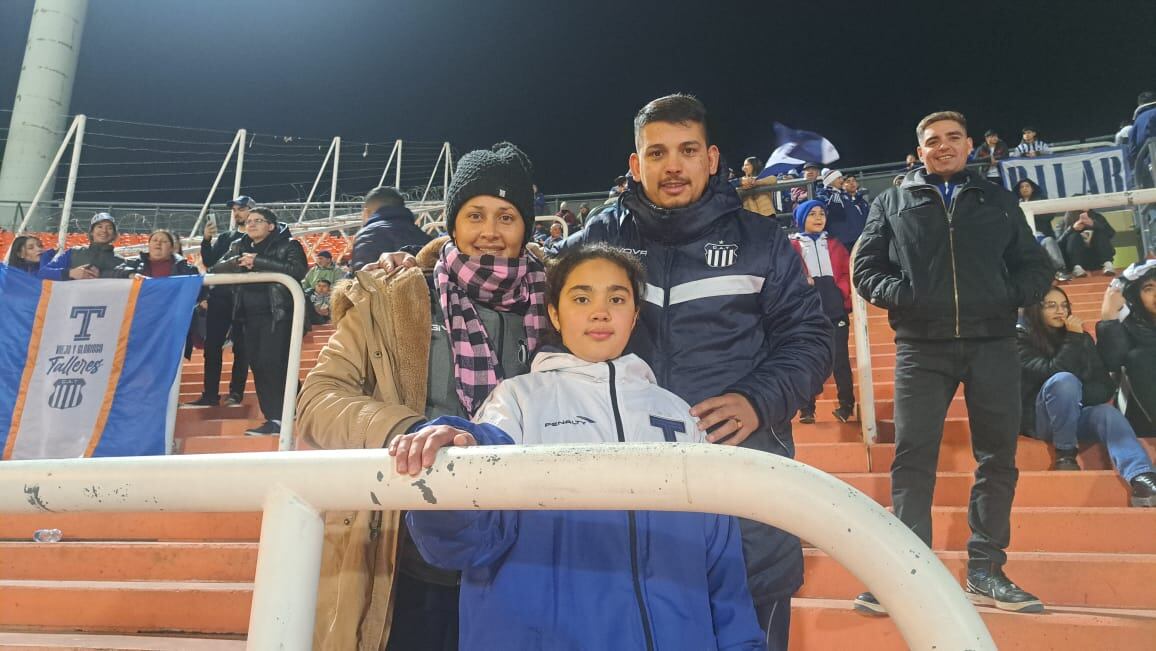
top-left (2, 0), bottom-right (1154, 200)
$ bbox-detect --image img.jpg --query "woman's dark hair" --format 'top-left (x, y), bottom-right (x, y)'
top-left (1016, 179), bottom-right (1044, 200)
top-left (6, 235), bottom-right (35, 266)
top-left (546, 243), bottom-right (648, 314)
top-left (249, 206), bottom-right (279, 224)
top-left (150, 229), bottom-right (181, 255)
top-left (743, 157), bottom-right (764, 175)
top-left (1023, 286), bottom-right (1070, 356)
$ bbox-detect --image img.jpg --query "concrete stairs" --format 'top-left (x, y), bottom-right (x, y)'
top-left (4, 274), bottom-right (1156, 649)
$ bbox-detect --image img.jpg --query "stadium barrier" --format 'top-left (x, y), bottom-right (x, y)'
top-left (0, 443), bottom-right (995, 650)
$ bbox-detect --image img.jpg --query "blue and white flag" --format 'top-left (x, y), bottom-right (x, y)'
top-left (0, 267), bottom-right (203, 459)
top-left (759, 123), bottom-right (841, 178)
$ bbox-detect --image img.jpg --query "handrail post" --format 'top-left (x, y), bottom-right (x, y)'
top-left (849, 241), bottom-right (878, 445)
top-left (188, 129), bottom-right (243, 241)
top-left (234, 128), bottom-right (246, 200)
top-left (17, 114), bottom-right (82, 235)
top-left (56, 115), bottom-right (86, 251)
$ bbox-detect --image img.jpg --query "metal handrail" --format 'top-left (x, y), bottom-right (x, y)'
top-left (848, 241), bottom-right (877, 446)
top-left (0, 444), bottom-right (995, 650)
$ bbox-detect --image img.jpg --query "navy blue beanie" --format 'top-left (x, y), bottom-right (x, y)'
top-left (794, 199), bottom-right (826, 231)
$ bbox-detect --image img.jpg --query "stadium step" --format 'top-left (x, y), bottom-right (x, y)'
top-left (0, 632), bottom-right (245, 650)
top-left (869, 436), bottom-right (1156, 473)
top-left (178, 435), bottom-right (279, 454)
top-left (0, 513), bottom-right (261, 542)
top-left (0, 542), bottom-right (256, 582)
top-left (836, 470), bottom-right (1133, 508)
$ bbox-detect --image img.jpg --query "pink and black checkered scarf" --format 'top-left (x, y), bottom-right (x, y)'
top-left (434, 241), bottom-right (549, 416)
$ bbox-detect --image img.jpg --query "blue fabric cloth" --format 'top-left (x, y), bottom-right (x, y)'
top-left (1129, 103), bottom-right (1156, 170)
top-left (1034, 373), bottom-right (1153, 481)
top-left (407, 416), bottom-right (766, 651)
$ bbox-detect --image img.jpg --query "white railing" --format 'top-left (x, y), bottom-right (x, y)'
top-left (0, 444), bottom-right (995, 651)
top-left (848, 242), bottom-right (878, 446)
top-left (1020, 187), bottom-right (1156, 234)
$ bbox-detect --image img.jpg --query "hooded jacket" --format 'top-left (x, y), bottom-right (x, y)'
top-left (557, 160), bottom-right (833, 602)
top-left (854, 168), bottom-right (1053, 340)
top-left (350, 204), bottom-right (432, 271)
top-left (39, 242), bottom-right (126, 280)
top-left (407, 352), bottom-right (765, 651)
top-left (1017, 325), bottom-right (1116, 436)
top-left (210, 222), bottom-right (308, 324)
top-left (112, 252), bottom-right (200, 279)
top-left (1129, 101), bottom-right (1156, 169)
top-left (789, 231), bottom-right (851, 320)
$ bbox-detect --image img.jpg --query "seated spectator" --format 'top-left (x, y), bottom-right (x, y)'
top-left (112, 229), bottom-right (199, 278)
top-left (790, 162), bottom-right (822, 209)
top-left (210, 207), bottom-right (307, 436)
top-left (736, 156), bottom-right (778, 216)
top-left (1057, 207), bottom-right (1116, 277)
top-left (395, 244), bottom-right (765, 650)
top-left (1018, 287), bottom-right (1156, 506)
top-left (904, 153), bottom-right (919, 171)
top-left (40, 212), bottom-right (126, 280)
top-left (576, 203), bottom-right (591, 224)
top-left (350, 186), bottom-right (431, 272)
top-left (1098, 261), bottom-right (1156, 436)
top-left (1015, 179), bottom-right (1068, 281)
top-left (302, 250), bottom-right (341, 289)
top-left (789, 201), bottom-right (854, 424)
top-left (973, 129), bottom-right (1009, 179)
top-left (543, 222), bottom-right (564, 248)
top-left (295, 141), bottom-right (547, 651)
top-left (556, 201), bottom-right (578, 228)
top-left (531, 221), bottom-right (551, 243)
top-left (305, 278), bottom-right (332, 325)
top-left (1010, 126), bottom-right (1052, 158)
top-left (5, 235), bottom-right (55, 276)
top-left (1129, 91), bottom-right (1156, 184)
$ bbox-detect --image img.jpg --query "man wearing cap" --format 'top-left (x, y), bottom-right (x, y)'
top-left (973, 129), bottom-right (1009, 178)
top-left (789, 162), bottom-right (822, 211)
top-left (186, 195), bottom-right (254, 408)
top-left (39, 212), bottom-right (126, 280)
top-left (302, 250), bottom-right (342, 290)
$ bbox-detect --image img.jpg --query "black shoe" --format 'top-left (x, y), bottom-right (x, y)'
top-left (182, 395), bottom-right (219, 408)
top-left (1053, 448), bottom-right (1080, 471)
top-left (245, 420), bottom-right (281, 437)
top-left (1130, 472), bottom-right (1156, 507)
top-left (832, 403), bottom-right (856, 423)
top-left (222, 393), bottom-right (243, 407)
top-left (799, 409), bottom-right (816, 424)
top-left (852, 591), bottom-right (887, 617)
top-left (965, 566), bottom-right (1045, 613)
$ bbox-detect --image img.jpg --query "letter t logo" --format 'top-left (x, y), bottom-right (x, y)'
top-left (70, 306), bottom-right (107, 342)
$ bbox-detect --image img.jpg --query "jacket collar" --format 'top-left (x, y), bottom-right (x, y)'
top-left (1134, 101), bottom-right (1156, 121)
top-left (900, 167), bottom-right (979, 191)
top-left (621, 157), bottom-right (742, 245)
top-left (366, 204), bottom-right (416, 226)
top-left (531, 351), bottom-right (657, 385)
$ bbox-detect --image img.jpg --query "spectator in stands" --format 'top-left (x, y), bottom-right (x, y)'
top-left (533, 183), bottom-right (546, 215)
top-left (40, 212), bottom-right (126, 280)
top-left (1011, 126), bottom-right (1052, 158)
top-left (1129, 91), bottom-right (1156, 184)
top-left (1016, 179), bottom-right (1069, 281)
top-left (301, 250), bottom-right (341, 289)
top-left (305, 278), bottom-right (332, 325)
top-left (296, 141), bottom-right (547, 651)
top-left (840, 174), bottom-right (870, 247)
top-left (576, 203), bottom-right (591, 224)
top-left (112, 229), bottom-right (199, 278)
top-left (789, 161), bottom-right (822, 209)
top-left (891, 174), bottom-right (905, 187)
top-left (188, 196), bottom-right (253, 408)
top-left (211, 206), bottom-right (307, 436)
top-left (1098, 261), bottom-right (1156, 436)
top-left (350, 186), bottom-right (431, 272)
top-left (737, 156), bottom-right (778, 216)
top-left (973, 129), bottom-right (1009, 179)
top-left (543, 222), bottom-right (564, 248)
top-left (1115, 118), bottom-right (1133, 148)
top-left (5, 235), bottom-right (54, 276)
top-left (818, 169), bottom-right (864, 249)
top-left (611, 174), bottom-right (629, 197)
top-left (790, 200), bottom-right (854, 424)
top-left (396, 244), bottom-right (765, 650)
top-left (904, 153), bottom-right (919, 171)
top-left (556, 201), bottom-right (578, 228)
top-left (854, 110), bottom-right (1051, 616)
top-left (1057, 207), bottom-right (1116, 277)
top-left (1018, 287), bottom-right (1156, 505)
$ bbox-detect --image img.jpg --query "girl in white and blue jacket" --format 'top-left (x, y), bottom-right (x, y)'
top-left (390, 243), bottom-right (766, 650)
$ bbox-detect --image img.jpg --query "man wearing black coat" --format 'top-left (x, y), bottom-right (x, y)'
top-left (853, 110), bottom-right (1053, 616)
top-left (350, 186), bottom-right (431, 271)
top-left (211, 206), bottom-right (308, 436)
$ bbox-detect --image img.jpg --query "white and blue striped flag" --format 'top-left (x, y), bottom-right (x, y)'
top-left (758, 123), bottom-right (841, 178)
top-left (0, 267), bottom-right (202, 459)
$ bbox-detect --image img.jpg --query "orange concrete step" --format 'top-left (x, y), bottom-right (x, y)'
top-left (176, 404), bottom-right (262, 423)
top-left (0, 513), bottom-right (261, 542)
top-left (0, 542), bottom-right (256, 582)
top-left (787, 598), bottom-right (1156, 651)
top-left (0, 632), bottom-right (245, 650)
top-left (801, 548), bottom-right (1156, 609)
top-left (837, 471), bottom-right (1134, 508)
top-left (173, 419), bottom-right (263, 438)
top-left (794, 443), bottom-right (869, 473)
top-left (929, 507), bottom-right (1156, 554)
top-left (791, 421), bottom-right (864, 444)
top-left (0, 580), bottom-right (251, 635)
top-left (870, 436), bottom-right (1156, 473)
top-left (178, 436), bottom-right (279, 454)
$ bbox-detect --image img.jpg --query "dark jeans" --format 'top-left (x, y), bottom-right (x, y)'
top-left (202, 291), bottom-right (249, 400)
top-left (386, 571), bottom-right (459, 651)
top-left (891, 338), bottom-right (1020, 569)
top-left (1061, 231), bottom-right (1114, 270)
top-left (241, 312), bottom-right (291, 422)
top-left (755, 597), bottom-right (791, 651)
top-left (804, 317), bottom-right (855, 412)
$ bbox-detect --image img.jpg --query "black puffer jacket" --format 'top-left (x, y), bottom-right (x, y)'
top-left (1017, 325), bottom-right (1116, 436)
top-left (112, 252), bottom-right (200, 278)
top-left (210, 222), bottom-right (308, 324)
top-left (1097, 313), bottom-right (1156, 370)
top-left (854, 168), bottom-right (1053, 340)
top-left (350, 205), bottom-right (432, 271)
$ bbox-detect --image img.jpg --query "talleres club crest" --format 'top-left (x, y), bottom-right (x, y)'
top-left (704, 241), bottom-right (738, 268)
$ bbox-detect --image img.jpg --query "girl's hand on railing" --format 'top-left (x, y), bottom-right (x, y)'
top-left (388, 425), bottom-right (477, 477)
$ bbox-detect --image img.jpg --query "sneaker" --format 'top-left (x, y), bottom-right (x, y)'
top-left (182, 395), bottom-right (219, 409)
top-left (1071, 264), bottom-right (1087, 278)
top-left (1130, 472), bottom-right (1156, 507)
top-left (1102, 261), bottom-right (1116, 275)
top-left (853, 591), bottom-right (887, 617)
top-left (832, 403), bottom-right (856, 423)
top-left (1054, 270), bottom-right (1072, 282)
top-left (222, 393), bottom-right (243, 407)
top-left (1053, 447), bottom-right (1080, 471)
top-left (245, 420), bottom-right (281, 436)
top-left (798, 409), bottom-right (816, 424)
top-left (965, 566), bottom-right (1044, 613)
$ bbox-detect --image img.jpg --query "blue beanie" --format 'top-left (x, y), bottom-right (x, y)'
top-left (794, 199), bottom-right (826, 231)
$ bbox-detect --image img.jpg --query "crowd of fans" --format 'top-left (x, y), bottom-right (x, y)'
top-left (3, 90), bottom-right (1156, 650)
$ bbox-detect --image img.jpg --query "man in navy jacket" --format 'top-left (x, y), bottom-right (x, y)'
top-left (559, 94), bottom-right (833, 650)
top-left (350, 186), bottom-right (431, 271)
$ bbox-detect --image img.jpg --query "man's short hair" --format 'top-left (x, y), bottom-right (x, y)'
top-left (1139, 91), bottom-right (1156, 106)
top-left (915, 111), bottom-right (968, 144)
top-left (364, 186), bottom-right (405, 212)
top-left (314, 279), bottom-right (332, 287)
top-left (249, 206), bottom-right (278, 224)
top-left (633, 94), bottom-right (710, 148)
